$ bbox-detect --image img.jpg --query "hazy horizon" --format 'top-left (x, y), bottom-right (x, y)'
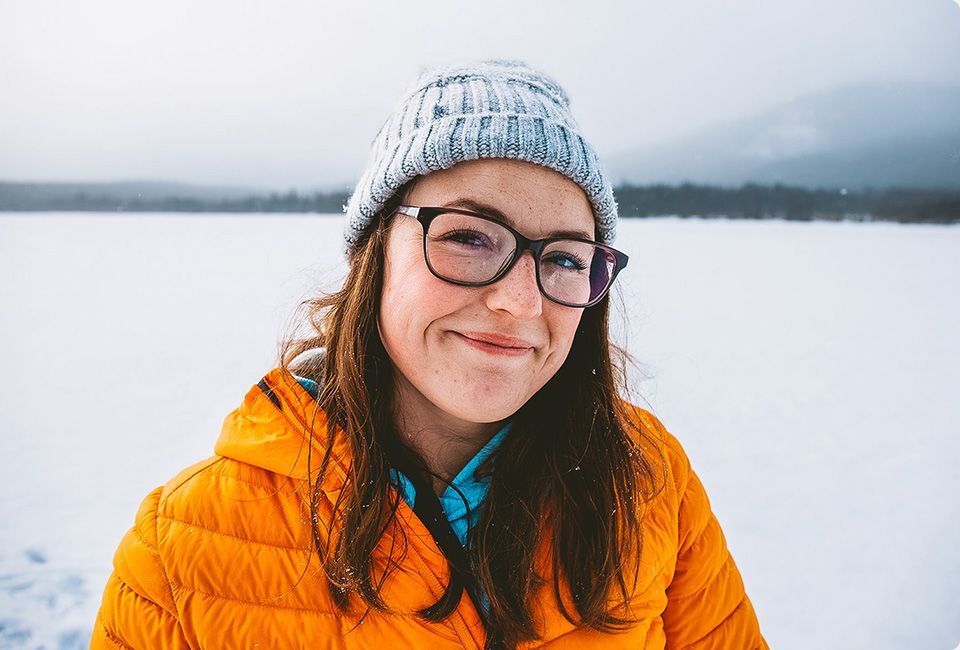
top-left (3, 0), bottom-right (960, 190)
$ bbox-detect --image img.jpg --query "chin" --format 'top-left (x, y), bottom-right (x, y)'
top-left (437, 384), bottom-right (531, 424)
top-left (450, 407), bottom-right (519, 425)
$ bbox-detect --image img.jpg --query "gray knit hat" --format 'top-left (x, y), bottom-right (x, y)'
top-left (343, 60), bottom-right (618, 250)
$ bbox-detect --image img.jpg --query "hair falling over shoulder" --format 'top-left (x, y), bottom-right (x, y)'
top-left (280, 188), bottom-right (667, 650)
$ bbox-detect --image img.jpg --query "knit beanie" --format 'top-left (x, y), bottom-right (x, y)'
top-left (343, 60), bottom-right (618, 250)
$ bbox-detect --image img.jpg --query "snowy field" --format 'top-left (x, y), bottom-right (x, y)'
top-left (1, 213), bottom-right (958, 649)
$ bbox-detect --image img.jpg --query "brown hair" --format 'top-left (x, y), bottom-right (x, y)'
top-left (282, 187), bottom-right (666, 649)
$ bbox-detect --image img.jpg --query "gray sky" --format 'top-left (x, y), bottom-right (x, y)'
top-left (2, 0), bottom-right (959, 190)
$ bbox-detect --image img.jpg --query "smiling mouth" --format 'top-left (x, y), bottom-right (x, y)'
top-left (454, 331), bottom-right (535, 356)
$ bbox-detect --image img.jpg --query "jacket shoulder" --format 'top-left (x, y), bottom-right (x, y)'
top-left (156, 454), bottom-right (313, 553)
top-left (92, 486), bottom-right (190, 648)
top-left (622, 403), bottom-right (697, 501)
top-left (93, 460), bottom-right (222, 648)
top-left (621, 406), bottom-right (767, 647)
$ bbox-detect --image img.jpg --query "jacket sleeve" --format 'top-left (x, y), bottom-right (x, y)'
top-left (91, 487), bottom-right (190, 649)
top-left (662, 452), bottom-right (767, 649)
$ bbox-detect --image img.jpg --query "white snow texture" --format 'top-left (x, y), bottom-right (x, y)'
top-left (0, 213), bottom-right (957, 649)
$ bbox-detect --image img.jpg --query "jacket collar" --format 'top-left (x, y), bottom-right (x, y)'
top-left (214, 368), bottom-right (350, 492)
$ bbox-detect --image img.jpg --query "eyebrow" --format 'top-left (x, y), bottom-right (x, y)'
top-left (444, 198), bottom-right (595, 241)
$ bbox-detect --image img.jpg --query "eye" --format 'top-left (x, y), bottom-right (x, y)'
top-left (543, 250), bottom-right (588, 271)
top-left (438, 228), bottom-right (494, 249)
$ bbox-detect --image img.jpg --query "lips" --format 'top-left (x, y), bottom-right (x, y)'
top-left (454, 331), bottom-right (535, 356)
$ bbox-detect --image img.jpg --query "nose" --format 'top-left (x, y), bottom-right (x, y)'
top-left (483, 251), bottom-right (543, 319)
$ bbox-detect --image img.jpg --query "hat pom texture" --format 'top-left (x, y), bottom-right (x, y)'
top-left (343, 60), bottom-right (618, 249)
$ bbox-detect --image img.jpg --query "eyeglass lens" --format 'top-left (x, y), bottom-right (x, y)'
top-left (425, 212), bottom-right (617, 306)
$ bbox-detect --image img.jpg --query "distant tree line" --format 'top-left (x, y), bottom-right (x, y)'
top-left (1, 182), bottom-right (958, 223)
top-left (0, 187), bottom-right (350, 213)
top-left (614, 184), bottom-right (960, 224)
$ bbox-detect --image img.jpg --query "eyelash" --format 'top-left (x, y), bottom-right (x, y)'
top-left (544, 251), bottom-right (588, 271)
top-left (441, 229), bottom-right (493, 247)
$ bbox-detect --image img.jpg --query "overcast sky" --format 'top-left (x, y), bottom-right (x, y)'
top-left (2, 0), bottom-right (959, 190)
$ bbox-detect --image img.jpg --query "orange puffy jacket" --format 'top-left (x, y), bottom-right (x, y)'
top-left (92, 369), bottom-right (766, 649)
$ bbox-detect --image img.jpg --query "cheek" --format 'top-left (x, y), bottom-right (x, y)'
top-left (379, 252), bottom-right (422, 348)
top-left (550, 308), bottom-right (584, 351)
top-left (378, 244), bottom-right (461, 351)
top-left (540, 306), bottom-right (584, 377)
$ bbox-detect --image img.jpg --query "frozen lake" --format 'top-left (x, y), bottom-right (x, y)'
top-left (1, 213), bottom-right (958, 649)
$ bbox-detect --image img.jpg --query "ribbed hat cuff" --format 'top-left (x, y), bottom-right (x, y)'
top-left (344, 114), bottom-right (617, 250)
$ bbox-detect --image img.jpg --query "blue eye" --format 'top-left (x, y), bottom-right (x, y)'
top-left (544, 252), bottom-right (587, 271)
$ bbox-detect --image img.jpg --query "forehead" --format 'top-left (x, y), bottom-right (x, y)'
top-left (404, 159), bottom-right (596, 240)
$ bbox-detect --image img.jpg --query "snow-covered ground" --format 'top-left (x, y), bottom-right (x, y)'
top-left (1, 213), bottom-right (957, 649)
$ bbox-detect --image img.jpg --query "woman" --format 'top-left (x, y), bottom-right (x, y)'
top-left (92, 60), bottom-right (766, 649)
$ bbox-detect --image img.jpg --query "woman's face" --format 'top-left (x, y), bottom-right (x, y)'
top-left (378, 158), bottom-right (595, 429)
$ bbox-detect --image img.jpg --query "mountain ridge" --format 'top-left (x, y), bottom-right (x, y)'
top-left (606, 81), bottom-right (960, 189)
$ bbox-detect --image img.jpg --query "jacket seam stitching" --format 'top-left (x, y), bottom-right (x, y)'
top-left (96, 612), bottom-right (136, 649)
top-left (157, 513), bottom-right (308, 552)
top-left (112, 571), bottom-right (173, 615)
top-left (107, 574), bottom-right (189, 643)
top-left (679, 593), bottom-right (748, 648)
top-left (669, 551), bottom-right (733, 601)
top-left (160, 457), bottom-right (224, 504)
top-left (152, 498), bottom-right (189, 636)
top-left (131, 522), bottom-right (159, 552)
top-left (199, 466), bottom-right (301, 494)
top-left (166, 579), bottom-right (418, 618)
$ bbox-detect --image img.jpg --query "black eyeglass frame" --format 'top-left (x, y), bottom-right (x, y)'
top-left (395, 204), bottom-right (629, 308)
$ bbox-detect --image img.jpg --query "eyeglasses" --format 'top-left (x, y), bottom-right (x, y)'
top-left (394, 205), bottom-right (628, 308)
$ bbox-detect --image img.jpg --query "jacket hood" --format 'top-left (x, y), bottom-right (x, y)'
top-left (214, 368), bottom-right (349, 491)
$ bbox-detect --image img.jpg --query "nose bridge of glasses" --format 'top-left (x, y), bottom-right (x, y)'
top-left (497, 245), bottom-right (538, 283)
top-left (503, 239), bottom-right (592, 307)
top-left (483, 226), bottom-right (532, 280)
